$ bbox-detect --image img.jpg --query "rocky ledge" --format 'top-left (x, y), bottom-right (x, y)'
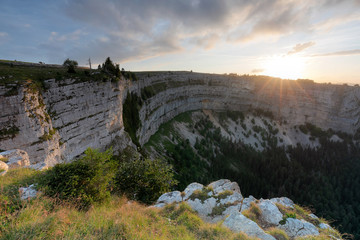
top-left (154, 179), bottom-right (340, 240)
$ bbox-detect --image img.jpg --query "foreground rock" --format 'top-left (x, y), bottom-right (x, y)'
top-left (0, 149), bottom-right (30, 169)
top-left (155, 179), bottom-right (335, 240)
top-left (223, 212), bottom-right (276, 240)
top-left (19, 184), bottom-right (39, 200)
top-left (279, 218), bottom-right (319, 238)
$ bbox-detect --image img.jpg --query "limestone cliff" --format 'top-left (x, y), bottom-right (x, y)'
top-left (1, 71), bottom-right (359, 167)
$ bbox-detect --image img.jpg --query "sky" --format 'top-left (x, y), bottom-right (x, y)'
top-left (1, 0), bottom-right (360, 84)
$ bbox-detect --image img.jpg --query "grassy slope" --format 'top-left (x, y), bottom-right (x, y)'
top-left (0, 169), bottom-right (255, 240)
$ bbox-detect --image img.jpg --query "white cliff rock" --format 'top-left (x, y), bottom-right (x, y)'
top-left (223, 212), bottom-right (276, 240)
top-left (1, 72), bottom-right (360, 168)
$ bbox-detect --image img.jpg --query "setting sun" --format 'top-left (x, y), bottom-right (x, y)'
top-left (262, 56), bottom-right (306, 80)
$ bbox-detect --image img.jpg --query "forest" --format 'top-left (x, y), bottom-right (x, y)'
top-left (146, 111), bottom-right (360, 238)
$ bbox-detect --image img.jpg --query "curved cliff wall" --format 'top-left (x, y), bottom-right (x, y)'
top-left (132, 72), bottom-right (360, 145)
top-left (1, 72), bottom-right (359, 167)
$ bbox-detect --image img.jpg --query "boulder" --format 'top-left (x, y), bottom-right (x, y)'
top-left (308, 213), bottom-right (319, 219)
top-left (240, 195), bottom-right (257, 213)
top-left (156, 191), bottom-right (182, 206)
top-left (278, 218), bottom-right (319, 238)
top-left (270, 197), bottom-right (295, 208)
top-left (19, 184), bottom-right (38, 200)
top-left (183, 182), bottom-right (204, 200)
top-left (187, 197), bottom-right (217, 216)
top-left (223, 212), bottom-right (276, 240)
top-left (0, 161), bottom-right (8, 176)
top-left (258, 200), bottom-right (283, 226)
top-left (0, 149), bottom-right (30, 169)
top-left (319, 222), bottom-right (331, 230)
top-left (208, 179), bottom-right (241, 194)
top-left (219, 191), bottom-right (243, 205)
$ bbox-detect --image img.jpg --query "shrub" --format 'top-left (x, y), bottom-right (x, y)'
top-left (63, 58), bottom-right (78, 73)
top-left (242, 202), bottom-right (262, 223)
top-left (38, 148), bottom-right (114, 208)
top-left (114, 158), bottom-right (177, 204)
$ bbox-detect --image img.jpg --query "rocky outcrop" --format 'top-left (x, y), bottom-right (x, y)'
top-left (278, 218), bottom-right (319, 238)
top-left (155, 179), bottom-right (333, 240)
top-left (1, 72), bottom-right (359, 168)
top-left (223, 212), bottom-right (276, 240)
top-left (0, 149), bottom-right (30, 169)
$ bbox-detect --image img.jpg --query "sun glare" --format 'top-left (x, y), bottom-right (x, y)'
top-left (262, 56), bottom-right (305, 80)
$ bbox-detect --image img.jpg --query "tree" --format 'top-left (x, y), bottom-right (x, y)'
top-left (63, 58), bottom-right (78, 73)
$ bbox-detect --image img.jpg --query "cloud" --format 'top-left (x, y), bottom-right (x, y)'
top-left (56, 0), bottom-right (360, 63)
top-left (312, 49), bottom-right (360, 57)
top-left (0, 32), bottom-right (8, 37)
top-left (252, 68), bottom-right (264, 73)
top-left (48, 29), bottom-right (86, 42)
top-left (288, 42), bottom-right (315, 55)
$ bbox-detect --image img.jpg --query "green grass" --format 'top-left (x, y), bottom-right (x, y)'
top-left (0, 169), bottom-right (257, 240)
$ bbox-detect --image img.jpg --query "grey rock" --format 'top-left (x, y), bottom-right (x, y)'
top-left (187, 197), bottom-right (217, 216)
top-left (270, 197), bottom-right (295, 208)
top-left (219, 191), bottom-right (243, 205)
top-left (0, 149), bottom-right (30, 169)
top-left (19, 184), bottom-right (38, 200)
top-left (240, 195), bottom-right (257, 213)
top-left (258, 199), bottom-right (283, 226)
top-left (208, 179), bottom-right (241, 194)
top-left (223, 212), bottom-right (276, 240)
top-left (279, 218), bottom-right (319, 238)
top-left (183, 182), bottom-right (204, 200)
top-left (319, 222), bottom-right (332, 230)
top-left (308, 213), bottom-right (319, 219)
top-left (156, 191), bottom-right (182, 205)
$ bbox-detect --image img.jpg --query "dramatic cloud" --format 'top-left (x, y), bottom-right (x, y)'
top-left (313, 49), bottom-right (360, 57)
top-left (60, 0), bottom-right (359, 63)
top-left (288, 42), bottom-right (315, 55)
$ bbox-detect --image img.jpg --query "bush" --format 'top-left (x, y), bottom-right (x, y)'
top-left (38, 148), bottom-right (114, 208)
top-left (63, 58), bottom-right (78, 73)
top-left (114, 158), bottom-right (177, 204)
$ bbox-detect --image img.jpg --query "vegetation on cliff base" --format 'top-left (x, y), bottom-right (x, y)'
top-left (123, 91), bottom-right (142, 146)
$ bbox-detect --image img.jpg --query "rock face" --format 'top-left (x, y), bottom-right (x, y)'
top-left (1, 72), bottom-right (360, 168)
top-left (155, 179), bottom-right (330, 240)
top-left (0, 78), bottom-right (131, 169)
